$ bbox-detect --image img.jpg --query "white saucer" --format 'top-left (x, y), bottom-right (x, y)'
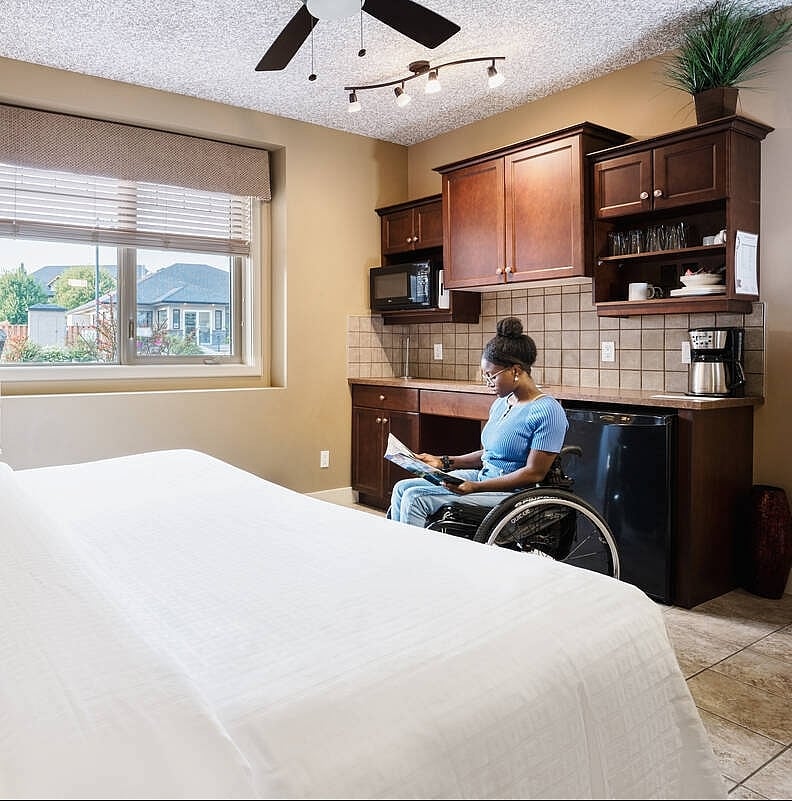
top-left (669, 285), bottom-right (726, 297)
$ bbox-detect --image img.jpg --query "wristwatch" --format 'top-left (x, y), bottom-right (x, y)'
top-left (441, 455), bottom-right (453, 471)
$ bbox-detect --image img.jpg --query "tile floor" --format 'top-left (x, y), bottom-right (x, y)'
top-left (662, 589), bottom-right (792, 799)
top-left (351, 504), bottom-right (792, 797)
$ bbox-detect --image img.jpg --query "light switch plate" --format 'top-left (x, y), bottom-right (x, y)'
top-left (601, 341), bottom-right (615, 362)
top-left (681, 341), bottom-right (691, 364)
top-left (433, 343), bottom-right (443, 360)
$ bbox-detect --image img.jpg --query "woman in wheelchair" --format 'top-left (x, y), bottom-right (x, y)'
top-left (389, 317), bottom-right (568, 529)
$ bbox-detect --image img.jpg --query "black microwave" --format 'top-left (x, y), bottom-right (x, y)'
top-left (370, 261), bottom-right (438, 312)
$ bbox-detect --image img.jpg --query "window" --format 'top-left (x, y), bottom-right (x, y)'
top-left (0, 162), bottom-right (256, 374)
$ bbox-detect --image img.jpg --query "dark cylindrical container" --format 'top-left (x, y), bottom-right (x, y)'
top-left (744, 485), bottom-right (792, 599)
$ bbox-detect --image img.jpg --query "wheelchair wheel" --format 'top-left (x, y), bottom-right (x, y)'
top-left (474, 488), bottom-right (620, 579)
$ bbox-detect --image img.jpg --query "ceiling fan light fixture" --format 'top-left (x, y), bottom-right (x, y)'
top-left (394, 84), bottom-right (412, 107)
top-left (487, 62), bottom-right (505, 89)
top-left (348, 90), bottom-right (361, 113)
top-left (425, 69), bottom-right (441, 94)
top-left (305, 0), bottom-right (361, 21)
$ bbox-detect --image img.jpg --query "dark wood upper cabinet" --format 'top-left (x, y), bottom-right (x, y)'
top-left (594, 132), bottom-right (727, 218)
top-left (436, 123), bottom-right (630, 289)
top-left (589, 116), bottom-right (772, 317)
top-left (379, 196), bottom-right (443, 254)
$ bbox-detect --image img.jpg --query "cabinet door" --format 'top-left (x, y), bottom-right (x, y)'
top-left (414, 200), bottom-right (443, 249)
top-left (381, 208), bottom-right (417, 254)
top-left (351, 406), bottom-right (385, 497)
top-left (593, 150), bottom-right (652, 219)
top-left (384, 411), bottom-right (420, 496)
top-left (506, 136), bottom-right (584, 281)
top-left (442, 159), bottom-right (506, 288)
top-left (652, 133), bottom-right (726, 210)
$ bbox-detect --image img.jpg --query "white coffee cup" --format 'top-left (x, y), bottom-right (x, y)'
top-left (628, 282), bottom-right (662, 301)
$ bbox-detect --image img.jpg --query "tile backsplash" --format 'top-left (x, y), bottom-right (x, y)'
top-left (347, 280), bottom-right (765, 396)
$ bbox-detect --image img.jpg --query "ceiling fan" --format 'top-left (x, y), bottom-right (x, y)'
top-left (255, 0), bottom-right (461, 71)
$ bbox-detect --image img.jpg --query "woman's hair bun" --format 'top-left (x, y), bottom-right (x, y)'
top-left (496, 317), bottom-right (524, 339)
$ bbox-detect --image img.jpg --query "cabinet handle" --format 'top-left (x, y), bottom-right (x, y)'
top-left (507, 265), bottom-right (515, 273)
top-left (639, 191), bottom-right (649, 200)
top-left (496, 266), bottom-right (504, 275)
top-left (376, 417), bottom-right (382, 424)
top-left (379, 394), bottom-right (385, 400)
top-left (406, 236), bottom-right (412, 243)
top-left (382, 417), bottom-right (388, 424)
top-left (653, 188), bottom-right (663, 198)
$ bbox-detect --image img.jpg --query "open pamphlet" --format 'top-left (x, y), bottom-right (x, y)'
top-left (384, 433), bottom-right (464, 486)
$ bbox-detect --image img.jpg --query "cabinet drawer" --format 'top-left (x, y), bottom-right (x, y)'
top-left (352, 385), bottom-right (419, 411)
top-left (421, 390), bottom-right (492, 420)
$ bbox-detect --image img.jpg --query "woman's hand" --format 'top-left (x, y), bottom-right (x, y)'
top-left (444, 480), bottom-right (477, 494)
top-left (415, 453), bottom-right (443, 469)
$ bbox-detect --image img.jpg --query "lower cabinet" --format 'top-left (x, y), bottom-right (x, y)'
top-left (351, 385), bottom-right (419, 508)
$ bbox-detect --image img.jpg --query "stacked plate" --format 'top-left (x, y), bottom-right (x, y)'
top-left (670, 272), bottom-right (725, 297)
top-left (670, 285), bottom-right (726, 297)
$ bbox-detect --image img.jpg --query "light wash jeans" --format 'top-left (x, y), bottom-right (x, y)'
top-left (389, 470), bottom-right (515, 528)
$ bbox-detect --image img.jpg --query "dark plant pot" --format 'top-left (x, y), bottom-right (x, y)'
top-left (744, 485), bottom-right (792, 599)
top-left (694, 87), bottom-right (739, 124)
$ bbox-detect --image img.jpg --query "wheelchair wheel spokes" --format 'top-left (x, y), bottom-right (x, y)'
top-left (475, 489), bottom-right (620, 579)
top-left (562, 508), bottom-right (617, 578)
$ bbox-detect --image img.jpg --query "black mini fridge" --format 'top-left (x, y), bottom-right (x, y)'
top-left (564, 406), bottom-right (676, 603)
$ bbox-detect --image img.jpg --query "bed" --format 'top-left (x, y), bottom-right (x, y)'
top-left (3, 449), bottom-right (725, 799)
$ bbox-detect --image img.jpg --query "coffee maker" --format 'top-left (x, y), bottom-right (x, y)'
top-left (688, 327), bottom-right (745, 397)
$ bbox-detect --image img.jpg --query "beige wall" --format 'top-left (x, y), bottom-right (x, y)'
top-left (0, 57), bottom-right (407, 490)
top-left (408, 53), bottom-right (792, 507)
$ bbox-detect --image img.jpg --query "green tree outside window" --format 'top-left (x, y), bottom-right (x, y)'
top-left (52, 266), bottom-right (116, 310)
top-left (0, 266), bottom-right (47, 324)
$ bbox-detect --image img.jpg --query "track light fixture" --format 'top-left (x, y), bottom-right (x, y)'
top-left (344, 56), bottom-right (505, 111)
top-left (394, 82), bottom-right (412, 107)
top-left (487, 60), bottom-right (504, 89)
top-left (348, 90), bottom-right (361, 113)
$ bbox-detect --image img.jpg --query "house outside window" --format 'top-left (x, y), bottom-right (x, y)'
top-left (0, 162), bottom-right (255, 373)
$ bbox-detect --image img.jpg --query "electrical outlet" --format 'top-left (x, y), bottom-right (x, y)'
top-left (433, 343), bottom-right (443, 360)
top-left (319, 450), bottom-right (330, 468)
top-left (601, 341), bottom-right (615, 363)
top-left (681, 341), bottom-right (691, 364)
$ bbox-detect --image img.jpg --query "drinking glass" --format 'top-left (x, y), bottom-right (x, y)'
top-left (629, 229), bottom-right (643, 254)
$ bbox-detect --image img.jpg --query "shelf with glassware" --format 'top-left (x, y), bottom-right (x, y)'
top-left (588, 116), bottom-right (770, 317)
top-left (591, 203), bottom-right (750, 315)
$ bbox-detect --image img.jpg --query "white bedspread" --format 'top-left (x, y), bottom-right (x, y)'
top-left (10, 449), bottom-right (725, 800)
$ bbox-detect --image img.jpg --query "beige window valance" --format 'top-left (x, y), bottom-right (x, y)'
top-left (0, 103), bottom-right (271, 200)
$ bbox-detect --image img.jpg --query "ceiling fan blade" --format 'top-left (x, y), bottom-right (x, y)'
top-left (362, 0), bottom-right (460, 49)
top-left (255, 5), bottom-right (316, 71)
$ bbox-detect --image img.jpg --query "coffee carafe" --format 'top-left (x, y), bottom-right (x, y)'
top-left (688, 327), bottom-right (745, 397)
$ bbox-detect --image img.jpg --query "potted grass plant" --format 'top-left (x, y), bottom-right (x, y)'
top-left (665, 0), bottom-right (792, 123)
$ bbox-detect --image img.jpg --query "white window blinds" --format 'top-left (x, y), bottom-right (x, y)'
top-left (0, 162), bottom-right (252, 255)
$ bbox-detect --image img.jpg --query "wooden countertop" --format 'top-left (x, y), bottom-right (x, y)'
top-left (348, 377), bottom-right (763, 411)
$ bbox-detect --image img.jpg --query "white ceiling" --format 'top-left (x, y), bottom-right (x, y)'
top-left (0, 0), bottom-right (780, 146)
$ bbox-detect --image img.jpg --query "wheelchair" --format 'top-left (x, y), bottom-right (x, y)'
top-left (424, 446), bottom-right (620, 579)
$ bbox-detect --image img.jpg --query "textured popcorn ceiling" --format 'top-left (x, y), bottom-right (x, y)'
top-left (0, 1), bottom-right (780, 145)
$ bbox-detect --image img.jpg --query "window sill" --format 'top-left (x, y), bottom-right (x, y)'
top-left (0, 361), bottom-right (263, 384)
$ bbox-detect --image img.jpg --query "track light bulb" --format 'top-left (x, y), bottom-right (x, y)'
top-left (394, 84), bottom-right (412, 107)
top-left (487, 63), bottom-right (504, 89)
top-left (348, 90), bottom-right (361, 113)
top-left (425, 69), bottom-right (441, 94)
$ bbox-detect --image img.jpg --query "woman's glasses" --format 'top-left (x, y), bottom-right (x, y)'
top-left (481, 367), bottom-right (508, 386)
